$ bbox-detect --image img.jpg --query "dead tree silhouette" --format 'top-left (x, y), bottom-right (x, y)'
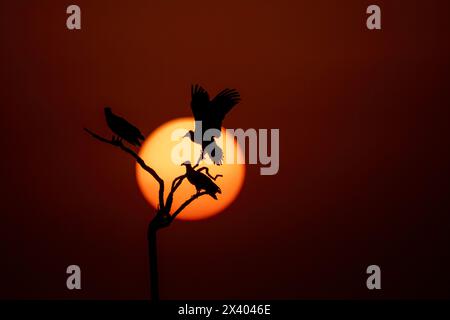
top-left (84, 121), bottom-right (222, 301)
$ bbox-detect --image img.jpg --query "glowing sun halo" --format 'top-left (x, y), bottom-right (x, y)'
top-left (136, 117), bottom-right (245, 220)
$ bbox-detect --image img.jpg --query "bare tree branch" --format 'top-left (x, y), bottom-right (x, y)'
top-left (196, 167), bottom-right (223, 181)
top-left (171, 174), bottom-right (186, 191)
top-left (84, 128), bottom-right (165, 208)
top-left (164, 174), bottom-right (186, 213)
top-left (170, 191), bottom-right (209, 221)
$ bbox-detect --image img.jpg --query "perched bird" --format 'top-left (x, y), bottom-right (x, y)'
top-left (184, 84), bottom-right (240, 165)
top-left (104, 107), bottom-right (145, 146)
top-left (181, 162), bottom-right (222, 200)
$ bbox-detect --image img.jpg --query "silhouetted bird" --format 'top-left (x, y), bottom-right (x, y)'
top-left (104, 107), bottom-right (145, 146)
top-left (181, 162), bottom-right (222, 200)
top-left (184, 84), bottom-right (240, 165)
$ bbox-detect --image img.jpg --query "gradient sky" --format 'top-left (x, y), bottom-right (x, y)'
top-left (1, 0), bottom-right (450, 299)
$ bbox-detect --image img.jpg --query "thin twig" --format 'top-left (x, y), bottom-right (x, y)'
top-left (170, 191), bottom-right (209, 221)
top-left (164, 174), bottom-right (186, 213)
top-left (84, 128), bottom-right (165, 208)
top-left (196, 167), bottom-right (223, 181)
top-left (171, 174), bottom-right (186, 191)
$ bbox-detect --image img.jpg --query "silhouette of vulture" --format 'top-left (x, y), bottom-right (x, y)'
top-left (181, 162), bottom-right (222, 200)
top-left (104, 107), bottom-right (145, 146)
top-left (184, 84), bottom-right (240, 165)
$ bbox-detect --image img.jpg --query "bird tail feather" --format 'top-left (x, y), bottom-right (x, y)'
top-left (209, 193), bottom-right (218, 200)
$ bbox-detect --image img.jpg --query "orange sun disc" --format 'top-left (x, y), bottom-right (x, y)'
top-left (136, 117), bottom-right (245, 220)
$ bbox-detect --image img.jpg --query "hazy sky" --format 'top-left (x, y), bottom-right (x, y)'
top-left (1, 0), bottom-right (450, 299)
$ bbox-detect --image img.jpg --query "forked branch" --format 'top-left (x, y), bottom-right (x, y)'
top-left (84, 128), bottom-right (215, 224)
top-left (170, 191), bottom-right (209, 221)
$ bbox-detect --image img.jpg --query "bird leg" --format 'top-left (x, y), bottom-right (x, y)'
top-left (191, 189), bottom-right (201, 199)
top-left (196, 167), bottom-right (223, 181)
top-left (193, 152), bottom-right (204, 168)
top-left (111, 135), bottom-right (123, 146)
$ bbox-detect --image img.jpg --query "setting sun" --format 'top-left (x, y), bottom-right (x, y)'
top-left (136, 118), bottom-right (245, 220)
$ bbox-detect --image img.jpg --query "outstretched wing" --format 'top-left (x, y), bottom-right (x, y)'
top-left (190, 84), bottom-right (210, 121)
top-left (210, 88), bottom-right (240, 124)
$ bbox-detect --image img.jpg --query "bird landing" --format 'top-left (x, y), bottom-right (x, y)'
top-left (187, 84), bottom-right (240, 166)
top-left (181, 127), bottom-right (224, 166)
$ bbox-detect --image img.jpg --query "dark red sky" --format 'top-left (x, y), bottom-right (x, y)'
top-left (1, 0), bottom-right (450, 299)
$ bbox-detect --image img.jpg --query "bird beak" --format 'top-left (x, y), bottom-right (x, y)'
top-left (180, 132), bottom-right (189, 141)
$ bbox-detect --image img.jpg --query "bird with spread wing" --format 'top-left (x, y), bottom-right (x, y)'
top-left (104, 107), bottom-right (145, 146)
top-left (184, 84), bottom-right (241, 165)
